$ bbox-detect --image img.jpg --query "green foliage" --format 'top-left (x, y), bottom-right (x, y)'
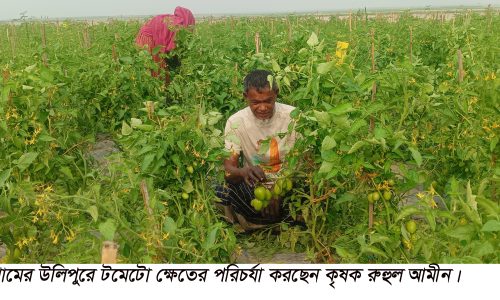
top-left (0, 10), bottom-right (498, 263)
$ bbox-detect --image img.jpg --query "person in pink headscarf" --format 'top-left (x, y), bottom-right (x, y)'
top-left (136, 6), bottom-right (195, 85)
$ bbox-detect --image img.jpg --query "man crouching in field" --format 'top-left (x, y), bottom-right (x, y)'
top-left (215, 69), bottom-right (298, 231)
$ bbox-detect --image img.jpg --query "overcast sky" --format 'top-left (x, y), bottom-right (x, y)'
top-left (2, 0), bottom-right (498, 20)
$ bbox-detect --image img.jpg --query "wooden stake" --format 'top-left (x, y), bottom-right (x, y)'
top-left (369, 28), bottom-right (377, 128)
top-left (233, 63), bottom-right (239, 86)
top-left (492, 154), bottom-right (497, 204)
top-left (369, 203), bottom-right (374, 229)
top-left (101, 241), bottom-right (118, 264)
top-left (370, 29), bottom-right (375, 72)
top-left (287, 19), bottom-right (292, 41)
top-left (254, 32), bottom-right (261, 54)
top-left (349, 12), bottom-right (352, 32)
top-left (7, 28), bottom-right (15, 58)
top-left (41, 23), bottom-right (48, 66)
top-left (112, 44), bottom-right (117, 62)
top-left (140, 180), bottom-right (153, 217)
top-left (368, 28), bottom-right (377, 230)
top-left (409, 26), bottom-right (413, 64)
top-left (82, 26), bottom-right (91, 48)
top-left (370, 83), bottom-right (377, 132)
top-left (457, 49), bottom-right (464, 83)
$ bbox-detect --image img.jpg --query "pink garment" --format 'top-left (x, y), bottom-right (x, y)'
top-left (135, 6), bottom-right (195, 54)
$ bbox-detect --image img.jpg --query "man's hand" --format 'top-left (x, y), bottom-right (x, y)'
top-left (261, 197), bottom-right (280, 220)
top-left (240, 166), bottom-right (266, 186)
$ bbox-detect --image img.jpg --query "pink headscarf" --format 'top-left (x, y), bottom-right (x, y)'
top-left (136, 6), bottom-right (195, 54)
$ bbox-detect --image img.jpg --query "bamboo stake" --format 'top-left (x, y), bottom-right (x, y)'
top-left (409, 26), bottom-right (413, 64)
top-left (82, 26), bottom-right (91, 48)
top-left (457, 49), bottom-right (464, 83)
top-left (369, 203), bottom-right (374, 229)
top-left (369, 28), bottom-right (377, 230)
top-left (287, 18), bottom-right (292, 41)
top-left (7, 28), bottom-right (15, 58)
top-left (112, 44), bottom-right (117, 62)
top-left (492, 154), bottom-right (497, 204)
top-left (370, 83), bottom-right (377, 130)
top-left (140, 180), bottom-right (153, 217)
top-left (101, 241), bottom-right (118, 264)
top-left (140, 179), bottom-right (163, 257)
top-left (349, 12), bottom-right (352, 32)
top-left (254, 32), bottom-right (260, 54)
top-left (371, 29), bottom-right (376, 73)
top-left (41, 23), bottom-right (48, 66)
top-left (233, 63), bottom-right (238, 86)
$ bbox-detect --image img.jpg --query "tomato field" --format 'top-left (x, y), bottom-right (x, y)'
top-left (0, 9), bottom-right (499, 264)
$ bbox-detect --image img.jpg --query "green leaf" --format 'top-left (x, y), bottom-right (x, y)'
top-left (321, 136), bottom-right (337, 151)
top-left (424, 211), bottom-right (436, 231)
top-left (361, 245), bottom-right (388, 259)
top-left (329, 103), bottom-right (354, 115)
top-left (348, 119), bottom-right (367, 135)
top-left (490, 136), bottom-right (499, 153)
top-left (348, 141), bottom-right (367, 154)
top-left (60, 166), bottom-right (73, 179)
top-left (163, 217), bottom-right (177, 234)
top-left (369, 233), bottom-right (391, 245)
top-left (408, 146), bottom-right (422, 167)
top-left (445, 225), bottom-right (475, 241)
top-left (335, 192), bottom-right (356, 205)
top-left (466, 181), bottom-right (478, 211)
top-left (333, 246), bottom-right (356, 259)
top-left (87, 205), bottom-right (98, 222)
top-left (476, 197), bottom-right (499, 217)
top-left (141, 153), bottom-right (155, 172)
top-left (130, 118), bottom-right (142, 127)
top-left (38, 134), bottom-right (56, 142)
top-left (258, 138), bottom-right (271, 155)
top-left (121, 121), bottom-right (133, 136)
top-left (119, 56), bottom-right (133, 64)
top-left (318, 161), bottom-right (334, 174)
top-left (0, 168), bottom-right (12, 187)
top-left (317, 62), bottom-right (334, 75)
top-left (15, 152), bottom-right (38, 172)
top-left (135, 124), bottom-right (154, 131)
top-left (313, 110), bottom-right (331, 128)
top-left (99, 219), bottom-right (117, 241)
top-left (183, 179), bottom-right (194, 193)
top-left (471, 241), bottom-right (495, 257)
top-left (481, 220), bottom-right (500, 232)
top-left (321, 150), bottom-right (338, 162)
top-left (271, 60), bottom-right (281, 72)
top-left (203, 226), bottom-right (219, 250)
top-left (395, 207), bottom-right (421, 222)
top-left (307, 32), bottom-right (319, 47)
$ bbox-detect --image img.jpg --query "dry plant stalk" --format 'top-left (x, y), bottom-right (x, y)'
top-left (457, 49), bottom-right (465, 82)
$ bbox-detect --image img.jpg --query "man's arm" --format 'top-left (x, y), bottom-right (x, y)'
top-left (224, 153), bottom-right (266, 186)
top-left (224, 153), bottom-right (281, 220)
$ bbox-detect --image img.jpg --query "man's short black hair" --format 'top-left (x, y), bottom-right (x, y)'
top-left (243, 69), bottom-right (279, 94)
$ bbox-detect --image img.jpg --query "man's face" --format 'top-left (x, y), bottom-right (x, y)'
top-left (244, 87), bottom-right (277, 120)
